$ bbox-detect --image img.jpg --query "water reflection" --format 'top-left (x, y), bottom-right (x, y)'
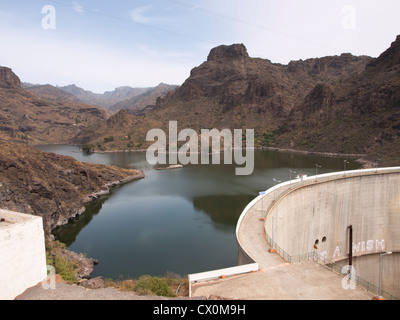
top-left (52, 193), bottom-right (110, 247)
top-left (192, 195), bottom-right (254, 227)
top-left (41, 145), bottom-right (361, 279)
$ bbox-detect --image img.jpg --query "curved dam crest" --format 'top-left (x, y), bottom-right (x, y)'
top-left (236, 167), bottom-right (400, 298)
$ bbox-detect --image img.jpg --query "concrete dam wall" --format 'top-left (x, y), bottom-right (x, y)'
top-left (263, 169), bottom-right (400, 297)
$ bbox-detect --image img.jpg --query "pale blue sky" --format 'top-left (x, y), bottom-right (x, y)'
top-left (1, 0), bottom-right (399, 93)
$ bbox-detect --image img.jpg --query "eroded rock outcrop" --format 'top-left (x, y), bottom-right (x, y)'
top-left (0, 66), bottom-right (21, 89)
top-left (0, 140), bottom-right (144, 236)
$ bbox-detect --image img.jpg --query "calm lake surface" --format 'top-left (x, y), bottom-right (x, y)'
top-left (36, 145), bottom-right (361, 280)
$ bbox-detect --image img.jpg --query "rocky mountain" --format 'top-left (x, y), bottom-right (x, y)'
top-left (0, 140), bottom-right (144, 236)
top-left (59, 84), bottom-right (151, 109)
top-left (11, 35), bottom-right (399, 166)
top-left (0, 66), bottom-right (21, 88)
top-left (74, 42), bottom-right (377, 156)
top-left (109, 83), bottom-right (178, 115)
top-left (149, 44), bottom-right (372, 134)
top-left (273, 35), bottom-right (400, 166)
top-left (0, 66), bottom-right (110, 145)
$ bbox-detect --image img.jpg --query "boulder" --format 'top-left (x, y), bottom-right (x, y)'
top-left (78, 277), bottom-right (104, 290)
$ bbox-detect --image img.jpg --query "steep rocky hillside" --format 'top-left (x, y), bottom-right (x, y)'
top-left (71, 109), bottom-right (162, 151)
top-left (0, 140), bottom-right (144, 236)
top-left (73, 42), bottom-right (374, 154)
top-left (0, 66), bottom-right (22, 88)
top-left (0, 66), bottom-right (110, 145)
top-left (148, 44), bottom-right (371, 134)
top-left (274, 35), bottom-right (400, 166)
top-left (29, 36), bottom-right (399, 166)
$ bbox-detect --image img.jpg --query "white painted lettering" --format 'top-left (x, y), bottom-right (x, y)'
top-left (353, 242), bottom-right (361, 254)
top-left (376, 239), bottom-right (385, 251)
top-left (333, 246), bottom-right (341, 259)
top-left (367, 240), bottom-right (374, 252)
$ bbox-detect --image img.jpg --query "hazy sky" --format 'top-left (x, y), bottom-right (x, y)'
top-left (1, 0), bottom-right (399, 93)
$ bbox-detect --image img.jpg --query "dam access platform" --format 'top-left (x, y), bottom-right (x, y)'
top-left (190, 167), bottom-right (400, 300)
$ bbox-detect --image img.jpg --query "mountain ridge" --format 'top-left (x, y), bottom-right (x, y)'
top-left (109, 83), bottom-right (178, 114)
top-left (0, 66), bottom-right (110, 145)
top-left (273, 35), bottom-right (400, 165)
top-left (58, 83), bottom-right (177, 110)
top-left (2, 35), bottom-right (399, 166)
top-left (71, 37), bottom-right (399, 166)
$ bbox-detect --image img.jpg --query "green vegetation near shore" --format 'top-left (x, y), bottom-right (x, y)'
top-left (104, 272), bottom-right (189, 297)
top-left (45, 241), bottom-right (79, 284)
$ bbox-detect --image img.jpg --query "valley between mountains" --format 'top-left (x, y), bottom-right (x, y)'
top-left (0, 35), bottom-right (399, 282)
top-left (2, 36), bottom-right (400, 166)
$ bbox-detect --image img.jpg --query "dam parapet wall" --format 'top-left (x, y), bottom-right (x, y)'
top-left (237, 167), bottom-right (400, 299)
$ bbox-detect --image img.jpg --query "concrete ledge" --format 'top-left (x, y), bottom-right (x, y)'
top-left (188, 263), bottom-right (259, 297)
top-left (0, 209), bottom-right (47, 300)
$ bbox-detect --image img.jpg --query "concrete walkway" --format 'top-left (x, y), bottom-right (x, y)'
top-left (237, 192), bottom-right (288, 268)
top-left (191, 170), bottom-right (398, 300)
top-left (191, 187), bottom-right (374, 300)
top-left (191, 261), bottom-right (374, 300)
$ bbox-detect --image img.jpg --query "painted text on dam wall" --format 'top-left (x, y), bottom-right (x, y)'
top-left (321, 239), bottom-right (386, 261)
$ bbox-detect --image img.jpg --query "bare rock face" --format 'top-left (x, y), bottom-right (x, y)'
top-left (275, 35), bottom-right (400, 164)
top-left (0, 66), bottom-right (21, 89)
top-left (106, 109), bottom-right (129, 126)
top-left (154, 42), bottom-right (373, 135)
top-left (366, 35), bottom-right (400, 72)
top-left (207, 44), bottom-right (249, 61)
top-left (78, 277), bottom-right (105, 289)
top-left (299, 83), bottom-right (334, 119)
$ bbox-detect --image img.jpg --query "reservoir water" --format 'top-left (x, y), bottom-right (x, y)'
top-left (36, 145), bottom-right (361, 280)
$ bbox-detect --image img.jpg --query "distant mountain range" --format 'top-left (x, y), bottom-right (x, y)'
top-left (108, 83), bottom-right (179, 115)
top-left (22, 82), bottom-right (178, 114)
top-left (3, 35), bottom-right (400, 166)
top-left (57, 84), bottom-right (150, 109)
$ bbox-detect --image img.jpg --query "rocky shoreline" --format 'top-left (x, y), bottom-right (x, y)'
top-left (20, 143), bottom-right (374, 281)
top-left (0, 140), bottom-right (145, 280)
top-left (47, 172), bottom-right (145, 280)
top-left (88, 144), bottom-right (376, 169)
top-left (261, 146), bottom-right (383, 169)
